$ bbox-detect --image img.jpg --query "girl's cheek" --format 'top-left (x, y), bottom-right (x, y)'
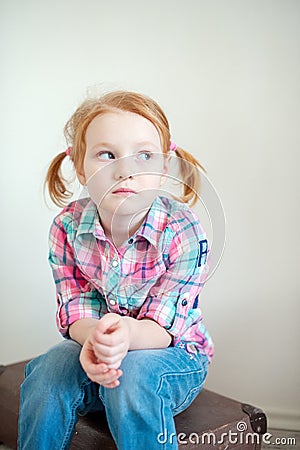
top-left (87, 177), bottom-right (106, 205)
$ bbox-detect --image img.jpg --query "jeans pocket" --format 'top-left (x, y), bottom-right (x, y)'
top-left (172, 380), bottom-right (205, 416)
top-left (172, 353), bottom-right (209, 416)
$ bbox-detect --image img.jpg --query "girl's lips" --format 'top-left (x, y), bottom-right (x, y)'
top-left (112, 188), bottom-right (137, 195)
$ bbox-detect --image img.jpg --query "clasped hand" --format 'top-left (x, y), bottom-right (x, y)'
top-left (80, 313), bottom-right (130, 388)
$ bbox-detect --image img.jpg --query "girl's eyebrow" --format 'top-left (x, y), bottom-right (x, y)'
top-left (136, 141), bottom-right (161, 150)
top-left (90, 142), bottom-right (117, 151)
top-left (90, 141), bottom-right (161, 152)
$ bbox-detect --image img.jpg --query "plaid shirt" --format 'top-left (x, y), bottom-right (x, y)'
top-left (48, 196), bottom-right (214, 361)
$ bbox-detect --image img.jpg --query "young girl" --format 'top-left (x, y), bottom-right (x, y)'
top-left (18, 90), bottom-right (214, 450)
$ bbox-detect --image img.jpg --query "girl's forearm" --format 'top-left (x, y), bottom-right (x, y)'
top-left (69, 318), bottom-right (99, 345)
top-left (122, 317), bottom-right (172, 350)
top-left (69, 316), bottom-right (172, 350)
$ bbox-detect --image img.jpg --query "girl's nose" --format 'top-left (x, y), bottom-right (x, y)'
top-left (113, 156), bottom-right (134, 179)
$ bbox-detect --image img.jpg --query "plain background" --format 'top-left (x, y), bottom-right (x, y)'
top-left (1, 0), bottom-right (299, 430)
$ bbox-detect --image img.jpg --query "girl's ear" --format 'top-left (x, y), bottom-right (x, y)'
top-left (76, 169), bottom-right (86, 186)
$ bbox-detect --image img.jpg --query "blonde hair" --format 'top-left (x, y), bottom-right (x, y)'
top-left (45, 90), bottom-right (205, 207)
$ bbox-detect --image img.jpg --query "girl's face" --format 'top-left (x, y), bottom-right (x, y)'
top-left (78, 110), bottom-right (168, 219)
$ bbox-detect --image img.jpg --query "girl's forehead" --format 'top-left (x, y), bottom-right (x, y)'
top-left (86, 110), bottom-right (161, 146)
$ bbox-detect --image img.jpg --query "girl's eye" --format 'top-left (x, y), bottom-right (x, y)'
top-left (97, 151), bottom-right (115, 160)
top-left (137, 151), bottom-right (152, 161)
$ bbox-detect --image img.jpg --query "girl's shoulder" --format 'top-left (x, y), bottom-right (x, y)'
top-left (51, 197), bottom-right (94, 233)
top-left (158, 195), bottom-right (201, 226)
top-left (156, 196), bottom-right (205, 239)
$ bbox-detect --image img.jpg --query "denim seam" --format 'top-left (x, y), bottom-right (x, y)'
top-left (60, 378), bottom-right (92, 450)
top-left (98, 386), bottom-right (105, 405)
top-left (172, 380), bottom-right (205, 415)
top-left (156, 367), bottom-right (207, 442)
top-left (160, 369), bottom-right (206, 406)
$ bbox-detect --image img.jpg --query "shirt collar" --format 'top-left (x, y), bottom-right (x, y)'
top-left (76, 196), bottom-right (169, 247)
top-left (135, 196), bottom-right (168, 248)
top-left (76, 198), bottom-right (106, 240)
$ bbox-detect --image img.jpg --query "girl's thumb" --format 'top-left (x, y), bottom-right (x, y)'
top-left (101, 313), bottom-right (121, 334)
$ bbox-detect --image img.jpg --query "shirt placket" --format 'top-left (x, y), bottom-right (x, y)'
top-left (107, 255), bottom-right (120, 312)
top-left (105, 245), bottom-right (131, 315)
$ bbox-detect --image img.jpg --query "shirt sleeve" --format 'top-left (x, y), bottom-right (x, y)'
top-left (48, 215), bottom-right (107, 337)
top-left (136, 213), bottom-right (210, 339)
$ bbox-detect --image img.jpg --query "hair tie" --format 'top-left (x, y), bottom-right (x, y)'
top-left (66, 146), bottom-right (72, 156)
top-left (170, 141), bottom-right (177, 152)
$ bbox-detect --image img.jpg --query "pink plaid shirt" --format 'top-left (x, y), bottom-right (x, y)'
top-left (48, 196), bottom-right (214, 361)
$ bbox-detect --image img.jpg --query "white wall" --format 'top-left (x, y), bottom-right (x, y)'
top-left (1, 0), bottom-right (299, 430)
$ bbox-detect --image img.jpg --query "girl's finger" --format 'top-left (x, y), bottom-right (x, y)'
top-left (95, 314), bottom-right (121, 336)
top-left (91, 368), bottom-right (122, 386)
top-left (102, 379), bottom-right (120, 389)
top-left (93, 341), bottom-right (126, 359)
top-left (94, 351), bottom-right (125, 368)
top-left (93, 326), bottom-right (123, 347)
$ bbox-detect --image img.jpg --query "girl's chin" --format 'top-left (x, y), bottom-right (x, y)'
top-left (96, 195), bottom-right (155, 216)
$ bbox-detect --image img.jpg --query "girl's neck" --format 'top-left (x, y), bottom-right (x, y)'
top-left (98, 209), bottom-right (147, 248)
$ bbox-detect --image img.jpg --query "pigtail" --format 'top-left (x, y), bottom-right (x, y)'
top-left (45, 151), bottom-right (73, 207)
top-left (174, 146), bottom-right (206, 206)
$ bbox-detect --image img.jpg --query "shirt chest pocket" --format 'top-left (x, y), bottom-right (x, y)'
top-left (120, 256), bottom-right (167, 306)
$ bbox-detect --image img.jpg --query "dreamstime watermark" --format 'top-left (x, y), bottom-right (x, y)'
top-left (157, 421), bottom-right (297, 447)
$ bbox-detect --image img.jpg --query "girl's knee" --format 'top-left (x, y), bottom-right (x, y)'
top-left (115, 350), bottom-right (163, 396)
top-left (25, 340), bottom-right (83, 386)
top-left (121, 350), bottom-right (154, 380)
top-left (107, 348), bottom-right (207, 404)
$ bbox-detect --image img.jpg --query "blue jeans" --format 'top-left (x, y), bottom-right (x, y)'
top-left (18, 340), bottom-right (209, 450)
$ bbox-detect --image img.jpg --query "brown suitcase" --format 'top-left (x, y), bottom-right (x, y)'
top-left (0, 360), bottom-right (267, 449)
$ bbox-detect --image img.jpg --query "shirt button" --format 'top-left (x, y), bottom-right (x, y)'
top-left (112, 259), bottom-right (119, 267)
top-left (109, 299), bottom-right (117, 306)
top-left (128, 238), bottom-right (134, 244)
top-left (181, 293), bottom-right (189, 306)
